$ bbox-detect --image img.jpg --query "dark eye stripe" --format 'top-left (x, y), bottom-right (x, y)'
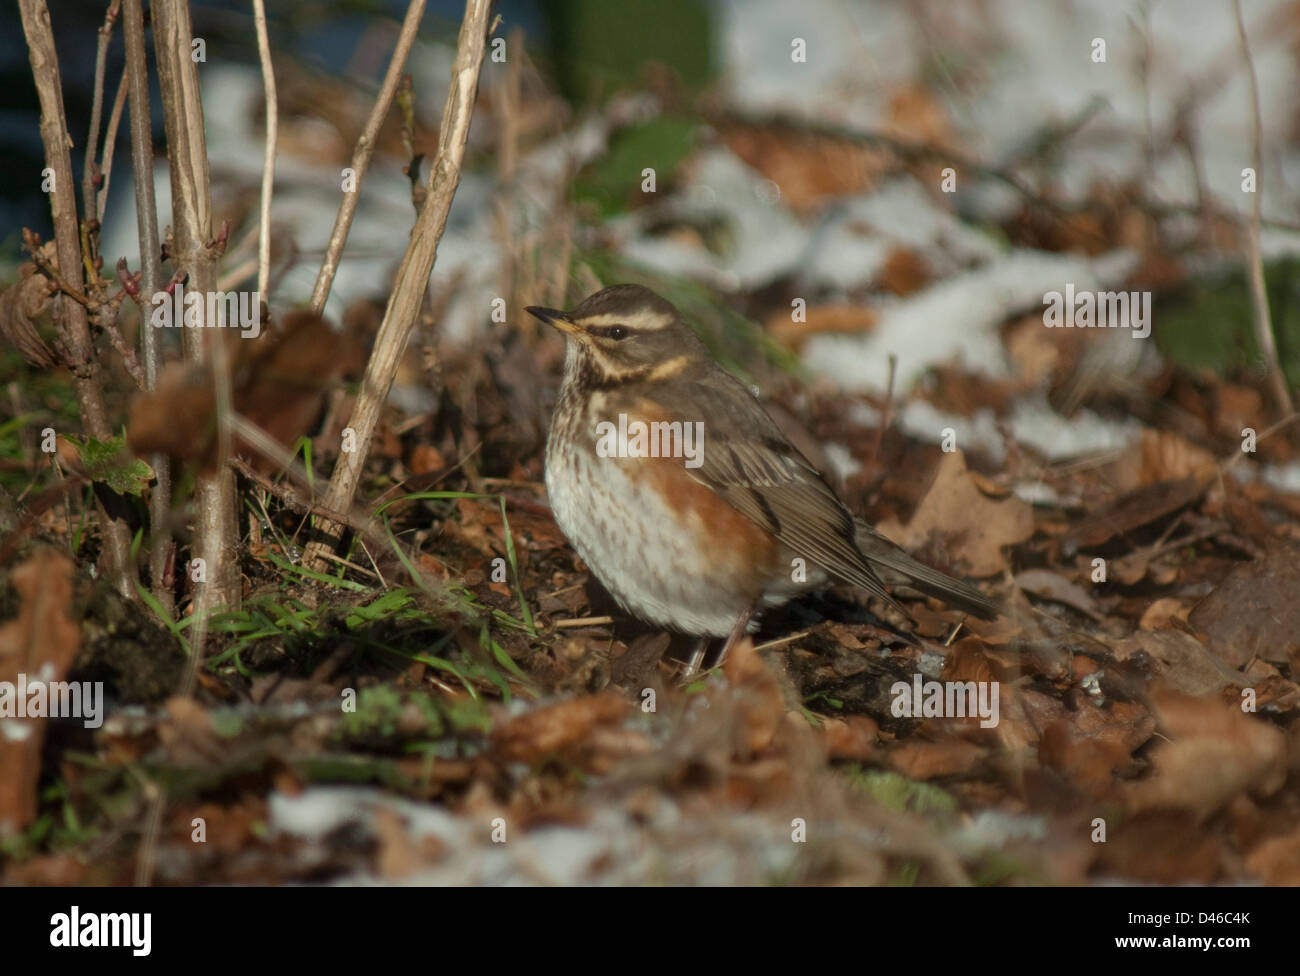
top-left (588, 325), bottom-right (629, 340)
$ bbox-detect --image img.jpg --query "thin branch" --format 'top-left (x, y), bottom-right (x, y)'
top-left (82, 0), bottom-right (121, 227)
top-left (97, 70), bottom-right (130, 223)
top-left (153, 0), bottom-right (241, 692)
top-left (122, 0), bottom-right (173, 613)
top-left (251, 0), bottom-right (277, 302)
top-left (1233, 0), bottom-right (1293, 419)
top-left (303, 0), bottom-right (494, 571)
top-left (19, 0), bottom-right (134, 599)
top-left (309, 0), bottom-right (428, 315)
top-left (102, 316), bottom-right (145, 388)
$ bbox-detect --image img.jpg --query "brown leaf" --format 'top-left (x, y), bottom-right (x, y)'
top-left (126, 361), bottom-right (217, 465)
top-left (1096, 810), bottom-right (1222, 883)
top-left (1004, 313), bottom-right (1063, 387)
top-left (886, 739), bottom-right (985, 779)
top-left (822, 714), bottom-right (879, 760)
top-left (1039, 699), bottom-right (1152, 797)
top-left (128, 310), bottom-right (360, 473)
top-left (875, 248), bottom-right (930, 296)
top-left (1138, 597), bottom-right (1188, 631)
top-left (1187, 540), bottom-right (1300, 669)
top-left (1015, 568), bottom-right (1103, 620)
top-left (1111, 629), bottom-right (1245, 696)
top-left (0, 259), bottom-right (56, 368)
top-left (157, 695), bottom-right (224, 765)
top-left (0, 549), bottom-right (81, 833)
top-left (883, 84), bottom-right (954, 147)
top-left (719, 124), bottom-right (891, 214)
top-left (373, 806), bottom-right (421, 880)
top-left (1244, 829), bottom-right (1300, 885)
top-left (408, 444), bottom-right (446, 477)
top-left (764, 303), bottom-right (876, 350)
top-left (490, 691), bottom-right (629, 763)
top-left (1071, 476), bottom-right (1207, 548)
top-left (1127, 692), bottom-right (1287, 822)
top-left (1119, 429), bottom-right (1219, 490)
top-left (722, 637), bottom-right (788, 756)
top-left (994, 686), bottom-right (1065, 751)
top-left (877, 450), bottom-right (1034, 576)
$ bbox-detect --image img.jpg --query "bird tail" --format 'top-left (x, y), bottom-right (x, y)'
top-left (853, 519), bottom-right (1000, 621)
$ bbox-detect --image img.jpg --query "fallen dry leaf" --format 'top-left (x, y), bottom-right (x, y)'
top-left (1015, 568), bottom-right (1104, 620)
top-left (1110, 429), bottom-right (1219, 492)
top-left (128, 310), bottom-right (363, 473)
top-left (722, 637), bottom-right (789, 757)
top-left (490, 691), bottom-right (629, 763)
top-left (764, 303), bottom-right (877, 350)
top-left (875, 247), bottom-right (931, 296)
top-left (886, 739), bottom-right (985, 779)
top-left (0, 256), bottom-right (56, 368)
top-left (1096, 810), bottom-right (1222, 883)
top-left (1039, 698), bottom-right (1153, 797)
top-left (1071, 477), bottom-right (1207, 548)
top-left (1127, 692), bottom-right (1287, 822)
top-left (822, 713), bottom-right (879, 760)
top-left (1138, 598), bottom-right (1188, 631)
top-left (0, 549), bottom-right (81, 834)
top-left (1187, 540), bottom-right (1300, 669)
top-left (877, 450), bottom-right (1034, 577)
top-left (720, 123), bottom-right (892, 214)
top-left (1110, 629), bottom-right (1246, 697)
top-left (157, 695), bottom-right (225, 765)
top-left (1244, 828), bottom-right (1300, 885)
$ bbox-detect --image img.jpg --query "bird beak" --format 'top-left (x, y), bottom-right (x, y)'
top-left (525, 306), bottom-right (582, 336)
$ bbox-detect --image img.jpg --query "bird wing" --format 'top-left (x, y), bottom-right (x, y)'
top-left (634, 372), bottom-right (905, 613)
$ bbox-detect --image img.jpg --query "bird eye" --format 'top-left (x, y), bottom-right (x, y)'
top-left (589, 324), bottom-right (630, 340)
top-left (608, 325), bottom-right (628, 340)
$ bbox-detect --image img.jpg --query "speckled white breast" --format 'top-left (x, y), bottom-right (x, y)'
top-left (546, 425), bottom-right (752, 637)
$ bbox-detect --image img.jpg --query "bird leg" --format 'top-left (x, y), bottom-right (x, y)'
top-left (683, 637), bottom-right (710, 679)
top-left (714, 607), bottom-right (753, 670)
top-left (682, 608), bottom-right (753, 679)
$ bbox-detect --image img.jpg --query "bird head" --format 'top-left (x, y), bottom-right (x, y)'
top-left (526, 284), bottom-right (709, 382)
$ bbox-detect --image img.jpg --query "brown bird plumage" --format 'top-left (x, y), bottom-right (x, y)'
top-left (531, 284), bottom-right (998, 670)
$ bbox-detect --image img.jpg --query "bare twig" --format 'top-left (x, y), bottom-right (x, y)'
top-left (82, 0), bottom-right (121, 227)
top-left (25, 237), bottom-right (94, 309)
top-left (553, 615), bottom-right (614, 629)
top-left (102, 317), bottom-right (145, 387)
top-left (251, 0), bottom-right (277, 302)
top-left (153, 0), bottom-right (241, 691)
top-left (97, 70), bottom-right (130, 223)
top-left (867, 353), bottom-right (897, 470)
top-left (121, 0), bottom-right (173, 613)
top-left (303, 0), bottom-right (494, 571)
top-left (19, 0), bottom-right (134, 599)
top-left (1233, 0), bottom-right (1293, 420)
top-left (310, 0), bottom-right (428, 315)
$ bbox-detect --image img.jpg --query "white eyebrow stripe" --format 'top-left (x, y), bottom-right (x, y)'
top-left (576, 311), bottom-right (673, 331)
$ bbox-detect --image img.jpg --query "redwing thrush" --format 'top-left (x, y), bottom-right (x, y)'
top-left (529, 284), bottom-right (999, 671)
